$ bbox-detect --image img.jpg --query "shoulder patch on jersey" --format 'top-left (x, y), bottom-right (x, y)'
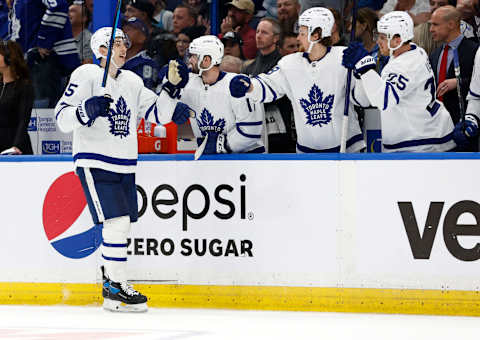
top-left (299, 84), bottom-right (334, 127)
top-left (197, 108), bottom-right (226, 135)
top-left (108, 96), bottom-right (131, 138)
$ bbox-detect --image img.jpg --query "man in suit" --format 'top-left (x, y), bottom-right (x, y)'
top-left (430, 5), bottom-right (479, 150)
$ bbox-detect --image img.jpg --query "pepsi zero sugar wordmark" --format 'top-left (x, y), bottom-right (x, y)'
top-left (43, 172), bottom-right (102, 259)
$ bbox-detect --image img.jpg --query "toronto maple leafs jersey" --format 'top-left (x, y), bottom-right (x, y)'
top-left (8, 0), bottom-right (80, 72)
top-left (248, 47), bottom-right (365, 153)
top-left (173, 71), bottom-right (264, 153)
top-left (467, 49), bottom-right (480, 118)
top-left (355, 45), bottom-right (455, 152)
top-left (55, 64), bottom-right (175, 173)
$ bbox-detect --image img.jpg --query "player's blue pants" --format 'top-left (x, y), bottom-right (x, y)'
top-left (76, 167), bottom-right (138, 224)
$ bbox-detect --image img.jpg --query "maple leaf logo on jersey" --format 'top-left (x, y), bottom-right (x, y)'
top-left (299, 85), bottom-right (334, 127)
top-left (108, 96), bottom-right (131, 138)
top-left (197, 108), bottom-right (226, 135)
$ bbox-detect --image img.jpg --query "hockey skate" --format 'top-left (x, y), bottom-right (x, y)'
top-left (100, 266), bottom-right (110, 299)
top-left (103, 280), bottom-right (148, 313)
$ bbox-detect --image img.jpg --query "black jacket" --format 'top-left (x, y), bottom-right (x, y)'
top-left (429, 37), bottom-right (479, 125)
top-left (0, 79), bottom-right (34, 154)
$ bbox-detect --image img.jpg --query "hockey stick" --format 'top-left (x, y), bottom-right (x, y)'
top-left (194, 134), bottom-right (208, 160)
top-left (452, 47), bottom-right (466, 123)
top-left (101, 0), bottom-right (123, 90)
top-left (340, 0), bottom-right (358, 153)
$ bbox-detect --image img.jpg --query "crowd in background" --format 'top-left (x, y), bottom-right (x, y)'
top-left (1, 0), bottom-right (480, 154)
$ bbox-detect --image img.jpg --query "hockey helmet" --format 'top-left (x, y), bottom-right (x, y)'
top-left (298, 7), bottom-right (334, 52)
top-left (90, 27), bottom-right (131, 59)
top-left (377, 11), bottom-right (414, 55)
top-left (188, 35), bottom-right (224, 74)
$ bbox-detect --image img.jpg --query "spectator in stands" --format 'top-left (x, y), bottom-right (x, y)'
top-left (279, 31), bottom-right (299, 55)
top-left (329, 7), bottom-right (346, 46)
top-left (187, 0), bottom-right (205, 14)
top-left (221, 31), bottom-right (246, 59)
top-left (126, 0), bottom-right (176, 68)
top-left (172, 4), bottom-right (197, 34)
top-left (277, 0), bottom-right (300, 33)
top-left (221, 0), bottom-right (258, 59)
top-left (151, 0), bottom-right (173, 32)
top-left (123, 17), bottom-right (161, 92)
top-left (69, 2), bottom-right (93, 64)
top-left (242, 18), bottom-right (280, 74)
top-left (349, 8), bottom-right (388, 72)
top-left (176, 26), bottom-right (206, 63)
top-left (125, 0), bottom-right (159, 34)
top-left (0, 40), bottom-right (34, 155)
top-left (413, 0), bottom-right (447, 55)
top-left (8, 0), bottom-right (80, 108)
top-left (429, 5), bottom-right (479, 150)
top-left (380, 0), bottom-right (431, 25)
top-left (220, 55), bottom-right (244, 72)
top-left (241, 18), bottom-right (296, 153)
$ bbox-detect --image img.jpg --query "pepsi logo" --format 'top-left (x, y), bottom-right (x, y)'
top-left (42, 172), bottom-right (102, 259)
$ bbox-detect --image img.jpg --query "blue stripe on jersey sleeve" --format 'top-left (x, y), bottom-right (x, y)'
top-left (264, 81), bottom-right (277, 102)
top-left (236, 121), bottom-right (263, 139)
top-left (254, 76), bottom-right (266, 103)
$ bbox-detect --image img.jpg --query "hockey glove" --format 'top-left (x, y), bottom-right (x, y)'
top-left (172, 102), bottom-right (194, 125)
top-left (201, 133), bottom-right (231, 154)
top-left (342, 42), bottom-right (375, 77)
top-left (230, 75), bottom-right (252, 98)
top-left (161, 59), bottom-right (189, 99)
top-left (453, 114), bottom-right (479, 148)
top-left (77, 95), bottom-right (113, 126)
top-left (168, 59), bottom-right (189, 88)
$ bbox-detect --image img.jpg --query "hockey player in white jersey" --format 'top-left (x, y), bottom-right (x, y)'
top-left (229, 7), bottom-right (365, 153)
top-left (342, 11), bottom-right (456, 152)
top-left (161, 35), bottom-right (264, 154)
top-left (453, 48), bottom-right (480, 148)
top-left (54, 27), bottom-right (190, 312)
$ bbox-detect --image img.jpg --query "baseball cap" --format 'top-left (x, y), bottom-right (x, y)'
top-left (226, 0), bottom-right (255, 15)
top-left (123, 17), bottom-right (150, 38)
top-left (221, 31), bottom-right (243, 45)
top-left (127, 0), bottom-right (158, 24)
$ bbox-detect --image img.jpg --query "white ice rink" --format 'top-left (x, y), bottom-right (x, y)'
top-left (0, 305), bottom-right (478, 340)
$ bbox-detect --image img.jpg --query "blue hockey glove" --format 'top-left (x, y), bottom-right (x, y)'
top-left (453, 114), bottom-right (479, 148)
top-left (172, 102), bottom-right (193, 125)
top-left (342, 42), bottom-right (376, 77)
top-left (77, 95), bottom-right (113, 126)
top-left (202, 133), bottom-right (231, 154)
top-left (229, 75), bottom-right (251, 98)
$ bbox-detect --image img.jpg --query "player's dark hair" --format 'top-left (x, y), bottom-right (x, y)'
top-left (311, 27), bottom-right (332, 47)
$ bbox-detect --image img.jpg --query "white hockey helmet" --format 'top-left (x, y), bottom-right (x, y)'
top-left (90, 27), bottom-right (131, 59)
top-left (377, 11), bottom-right (414, 55)
top-left (298, 7), bottom-right (334, 53)
top-left (188, 35), bottom-right (224, 74)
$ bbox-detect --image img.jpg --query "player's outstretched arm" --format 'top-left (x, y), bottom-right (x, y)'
top-left (230, 75), bottom-right (252, 98)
